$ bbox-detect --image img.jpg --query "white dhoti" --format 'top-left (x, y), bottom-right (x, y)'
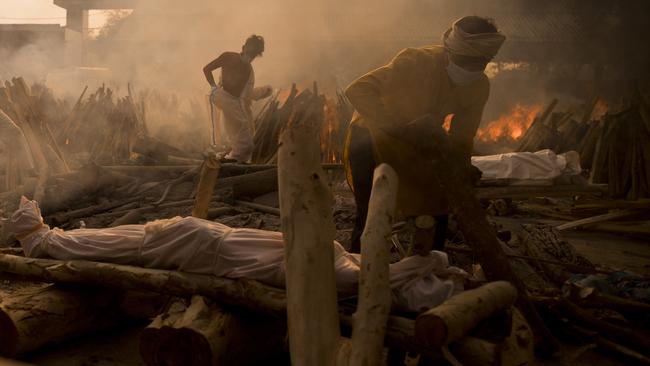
top-left (212, 68), bottom-right (271, 163)
top-left (213, 88), bottom-right (255, 163)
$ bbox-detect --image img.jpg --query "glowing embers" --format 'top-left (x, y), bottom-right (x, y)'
top-left (476, 103), bottom-right (543, 143)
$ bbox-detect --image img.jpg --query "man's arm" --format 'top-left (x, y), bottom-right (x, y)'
top-left (203, 54), bottom-right (226, 87)
top-left (344, 49), bottom-right (414, 135)
top-left (448, 82), bottom-right (490, 163)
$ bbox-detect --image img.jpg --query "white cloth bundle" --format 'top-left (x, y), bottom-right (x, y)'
top-left (471, 149), bottom-right (582, 180)
top-left (8, 197), bottom-right (468, 312)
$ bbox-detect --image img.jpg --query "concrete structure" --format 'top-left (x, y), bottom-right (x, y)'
top-left (53, 0), bottom-right (136, 65)
top-left (54, 0), bottom-right (136, 32)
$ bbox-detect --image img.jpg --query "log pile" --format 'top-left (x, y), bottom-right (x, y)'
top-left (56, 84), bottom-right (152, 165)
top-left (251, 83), bottom-right (352, 164)
top-left (0, 78), bottom-right (70, 197)
top-left (516, 92), bottom-right (650, 199)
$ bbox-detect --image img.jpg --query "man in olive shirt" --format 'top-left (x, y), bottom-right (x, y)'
top-left (203, 35), bottom-right (272, 163)
top-left (344, 16), bottom-right (505, 254)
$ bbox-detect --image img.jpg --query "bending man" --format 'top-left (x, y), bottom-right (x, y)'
top-left (344, 16), bottom-right (505, 254)
top-left (203, 35), bottom-right (272, 163)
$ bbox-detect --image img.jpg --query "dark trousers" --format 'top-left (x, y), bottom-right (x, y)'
top-left (347, 125), bottom-right (448, 254)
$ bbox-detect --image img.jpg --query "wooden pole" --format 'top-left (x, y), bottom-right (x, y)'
top-left (349, 164), bottom-right (398, 366)
top-left (278, 102), bottom-right (340, 365)
top-left (415, 281), bottom-right (517, 348)
top-left (192, 153), bottom-right (221, 219)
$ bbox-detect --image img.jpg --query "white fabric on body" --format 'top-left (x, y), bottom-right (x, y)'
top-left (8, 197), bottom-right (468, 312)
top-left (471, 149), bottom-right (582, 180)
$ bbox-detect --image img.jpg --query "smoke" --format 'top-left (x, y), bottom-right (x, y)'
top-left (3, 0), bottom-right (649, 134)
top-left (0, 33), bottom-right (64, 84)
top-left (88, 0), bottom-right (458, 94)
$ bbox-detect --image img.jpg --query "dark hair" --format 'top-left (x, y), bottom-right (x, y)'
top-left (457, 16), bottom-right (498, 34)
top-left (244, 34), bottom-right (265, 57)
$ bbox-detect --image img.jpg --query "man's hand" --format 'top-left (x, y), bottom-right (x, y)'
top-left (252, 85), bottom-right (273, 100)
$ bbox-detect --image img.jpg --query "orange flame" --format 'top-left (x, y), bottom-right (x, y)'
top-left (592, 99), bottom-right (608, 120)
top-left (476, 103), bottom-right (543, 142)
top-left (443, 114), bottom-right (453, 132)
top-left (321, 98), bottom-right (341, 163)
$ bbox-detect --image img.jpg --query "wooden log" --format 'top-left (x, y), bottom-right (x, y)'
top-left (278, 104), bottom-right (340, 365)
top-left (192, 154), bottom-right (221, 219)
top-left (574, 222), bottom-right (650, 236)
top-left (140, 295), bottom-right (286, 366)
top-left (58, 85), bottom-right (88, 140)
top-left (47, 197), bottom-right (141, 225)
top-left (349, 164), bottom-right (398, 366)
top-left (414, 281), bottom-right (517, 348)
top-left (110, 209), bottom-right (144, 227)
top-left (0, 253), bottom-right (287, 316)
top-left (475, 184), bottom-right (608, 200)
top-left (216, 168), bottom-right (278, 199)
top-left (235, 200), bottom-right (280, 215)
top-left (0, 254), bottom-right (437, 356)
top-left (424, 121), bottom-right (560, 355)
top-left (0, 284), bottom-right (131, 357)
top-left (556, 208), bottom-right (640, 231)
top-left (554, 298), bottom-right (650, 354)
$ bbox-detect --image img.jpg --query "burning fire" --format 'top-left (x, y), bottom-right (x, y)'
top-left (321, 98), bottom-right (341, 163)
top-left (476, 103), bottom-right (543, 142)
top-left (443, 114), bottom-right (453, 132)
top-left (591, 99), bottom-right (608, 120)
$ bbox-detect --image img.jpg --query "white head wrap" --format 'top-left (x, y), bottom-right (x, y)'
top-left (443, 17), bottom-right (506, 60)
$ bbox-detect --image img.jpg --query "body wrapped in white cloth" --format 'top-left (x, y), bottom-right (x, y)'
top-left (7, 197), bottom-right (467, 312)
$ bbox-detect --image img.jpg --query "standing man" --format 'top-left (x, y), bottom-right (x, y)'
top-left (203, 35), bottom-right (272, 163)
top-left (344, 16), bottom-right (505, 254)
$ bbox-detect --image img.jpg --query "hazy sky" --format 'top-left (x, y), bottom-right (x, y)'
top-left (1, 0), bottom-right (107, 28)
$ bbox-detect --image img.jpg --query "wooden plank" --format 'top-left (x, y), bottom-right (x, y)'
top-left (475, 184), bottom-right (608, 200)
top-left (556, 209), bottom-right (641, 231)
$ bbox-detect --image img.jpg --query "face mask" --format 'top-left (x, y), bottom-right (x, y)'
top-left (446, 60), bottom-right (484, 86)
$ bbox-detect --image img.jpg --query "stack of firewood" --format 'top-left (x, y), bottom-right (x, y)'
top-left (0, 77), bottom-right (71, 199)
top-left (517, 92), bottom-right (650, 199)
top-left (251, 83), bottom-right (352, 165)
top-left (57, 84), bottom-right (147, 165)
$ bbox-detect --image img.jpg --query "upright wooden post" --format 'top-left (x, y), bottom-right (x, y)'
top-left (192, 152), bottom-right (221, 219)
top-left (350, 164), bottom-right (398, 366)
top-left (278, 108), bottom-right (340, 365)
